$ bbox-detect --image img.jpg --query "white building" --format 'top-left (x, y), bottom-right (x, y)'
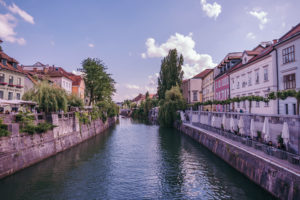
top-left (229, 43), bottom-right (278, 114)
top-left (275, 23), bottom-right (300, 115)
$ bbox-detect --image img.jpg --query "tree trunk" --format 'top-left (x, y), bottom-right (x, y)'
top-left (249, 101), bottom-right (252, 114)
top-left (297, 99), bottom-right (300, 115)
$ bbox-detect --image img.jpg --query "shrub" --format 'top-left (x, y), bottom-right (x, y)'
top-left (0, 128), bottom-right (10, 137)
top-left (35, 122), bottom-right (56, 134)
top-left (22, 124), bottom-right (36, 135)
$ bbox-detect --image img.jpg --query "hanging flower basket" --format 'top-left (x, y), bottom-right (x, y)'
top-left (15, 85), bottom-right (23, 88)
top-left (8, 84), bottom-right (14, 87)
top-left (0, 82), bottom-right (7, 85)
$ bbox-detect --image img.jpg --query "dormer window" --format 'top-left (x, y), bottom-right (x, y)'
top-left (244, 57), bottom-right (247, 63)
top-left (12, 63), bottom-right (17, 68)
top-left (2, 59), bottom-right (7, 66)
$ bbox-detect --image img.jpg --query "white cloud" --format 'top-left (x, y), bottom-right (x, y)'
top-left (141, 53), bottom-right (146, 59)
top-left (7, 3), bottom-right (34, 24)
top-left (0, 13), bottom-right (26, 45)
top-left (142, 32), bottom-right (215, 78)
top-left (88, 43), bottom-right (94, 48)
top-left (126, 84), bottom-right (140, 90)
top-left (249, 9), bottom-right (269, 30)
top-left (200, 0), bottom-right (222, 19)
top-left (246, 32), bottom-right (256, 40)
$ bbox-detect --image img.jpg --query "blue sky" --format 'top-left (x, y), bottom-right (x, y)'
top-left (0, 0), bottom-right (299, 101)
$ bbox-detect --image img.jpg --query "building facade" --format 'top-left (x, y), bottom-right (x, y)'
top-left (275, 23), bottom-right (300, 115)
top-left (202, 69), bottom-right (214, 111)
top-left (181, 78), bottom-right (203, 104)
top-left (0, 48), bottom-right (26, 100)
top-left (214, 52), bottom-right (242, 112)
top-left (229, 43), bottom-right (278, 114)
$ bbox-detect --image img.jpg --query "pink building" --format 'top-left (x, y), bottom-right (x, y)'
top-left (214, 53), bottom-right (242, 112)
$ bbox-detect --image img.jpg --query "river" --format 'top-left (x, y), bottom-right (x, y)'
top-left (0, 118), bottom-right (274, 200)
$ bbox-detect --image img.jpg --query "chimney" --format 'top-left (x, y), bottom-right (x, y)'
top-left (273, 39), bottom-right (278, 45)
top-left (43, 67), bottom-right (48, 74)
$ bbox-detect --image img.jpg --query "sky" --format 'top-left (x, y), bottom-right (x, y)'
top-left (0, 0), bottom-right (299, 102)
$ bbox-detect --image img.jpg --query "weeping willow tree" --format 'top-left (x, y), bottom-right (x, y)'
top-left (22, 82), bottom-right (68, 113)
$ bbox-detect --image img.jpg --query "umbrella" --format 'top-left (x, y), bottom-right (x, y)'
top-left (230, 116), bottom-right (235, 132)
top-left (250, 119), bottom-right (256, 139)
top-left (222, 114), bottom-right (226, 130)
top-left (262, 117), bottom-right (270, 142)
top-left (281, 122), bottom-right (289, 146)
top-left (180, 111), bottom-right (185, 121)
top-left (238, 117), bottom-right (245, 135)
top-left (211, 115), bottom-right (216, 127)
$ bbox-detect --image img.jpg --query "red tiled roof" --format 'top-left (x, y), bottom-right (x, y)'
top-left (68, 74), bottom-right (82, 86)
top-left (279, 23), bottom-right (300, 42)
top-left (245, 50), bottom-right (260, 56)
top-left (193, 68), bottom-right (213, 79)
top-left (0, 51), bottom-right (24, 74)
top-left (229, 45), bottom-right (274, 74)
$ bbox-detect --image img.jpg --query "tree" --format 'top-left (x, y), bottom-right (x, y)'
top-left (158, 85), bottom-right (186, 127)
top-left (81, 58), bottom-right (116, 105)
top-left (268, 90), bottom-right (300, 115)
top-left (67, 94), bottom-right (84, 108)
top-left (22, 82), bottom-right (68, 113)
top-left (157, 49), bottom-right (184, 100)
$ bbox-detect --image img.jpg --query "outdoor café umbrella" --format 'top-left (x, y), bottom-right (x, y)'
top-left (230, 116), bottom-right (235, 132)
top-left (211, 115), bottom-right (216, 127)
top-left (222, 114), bottom-right (226, 130)
top-left (238, 116), bottom-right (245, 135)
top-left (262, 117), bottom-right (270, 142)
top-left (281, 122), bottom-right (289, 146)
top-left (250, 118), bottom-right (257, 139)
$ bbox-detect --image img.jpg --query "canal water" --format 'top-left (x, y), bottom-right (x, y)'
top-left (0, 118), bottom-right (274, 200)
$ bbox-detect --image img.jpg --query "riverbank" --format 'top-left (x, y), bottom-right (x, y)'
top-left (177, 122), bottom-right (300, 200)
top-left (0, 113), bottom-right (116, 179)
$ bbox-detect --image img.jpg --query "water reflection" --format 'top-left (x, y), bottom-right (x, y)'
top-left (0, 118), bottom-right (274, 200)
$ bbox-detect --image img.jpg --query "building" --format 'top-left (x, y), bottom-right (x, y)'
top-left (181, 77), bottom-right (202, 104)
top-left (214, 52), bottom-right (242, 112)
top-left (202, 69), bottom-right (214, 111)
top-left (68, 74), bottom-right (85, 100)
top-left (23, 64), bottom-right (73, 94)
top-left (275, 23), bottom-right (300, 115)
top-left (0, 42), bottom-right (26, 100)
top-left (229, 42), bottom-right (278, 114)
top-left (132, 93), bottom-right (156, 105)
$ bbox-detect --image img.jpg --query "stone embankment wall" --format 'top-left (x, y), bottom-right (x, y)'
top-left (0, 113), bottom-right (116, 179)
top-left (178, 123), bottom-right (300, 200)
top-left (187, 110), bottom-right (300, 154)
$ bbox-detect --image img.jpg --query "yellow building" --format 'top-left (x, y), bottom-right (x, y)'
top-left (0, 49), bottom-right (26, 100)
top-left (202, 69), bottom-right (215, 111)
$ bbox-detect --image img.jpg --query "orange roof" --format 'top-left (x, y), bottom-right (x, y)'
top-left (279, 23), bottom-right (300, 42)
top-left (68, 74), bottom-right (83, 86)
top-left (193, 69), bottom-right (213, 79)
top-left (0, 51), bottom-right (24, 74)
top-left (244, 50), bottom-right (260, 56)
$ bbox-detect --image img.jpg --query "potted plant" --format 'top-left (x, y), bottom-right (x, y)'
top-left (15, 85), bottom-right (23, 88)
top-left (0, 82), bottom-right (7, 86)
top-left (277, 135), bottom-right (285, 150)
top-left (257, 131), bottom-right (262, 142)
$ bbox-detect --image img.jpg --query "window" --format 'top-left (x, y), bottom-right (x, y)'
top-left (244, 57), bottom-right (247, 63)
top-left (255, 70), bottom-right (259, 84)
top-left (9, 76), bottom-right (13, 85)
top-left (264, 94), bottom-right (269, 107)
top-left (243, 101), bottom-right (246, 108)
top-left (264, 68), bottom-right (268, 81)
top-left (2, 59), bottom-right (7, 66)
top-left (12, 63), bottom-right (17, 68)
top-left (282, 45), bottom-right (295, 64)
top-left (0, 73), bottom-right (4, 83)
top-left (283, 74), bottom-right (296, 89)
top-left (293, 104), bottom-right (296, 115)
top-left (16, 93), bottom-right (20, 100)
top-left (0, 91), bottom-right (3, 99)
top-left (17, 78), bottom-right (21, 85)
top-left (193, 91), bottom-right (198, 101)
top-left (285, 104), bottom-right (289, 115)
top-left (248, 72), bottom-right (252, 86)
top-left (256, 101), bottom-right (260, 107)
top-left (232, 79), bottom-right (234, 89)
top-left (237, 102), bottom-right (240, 108)
top-left (8, 92), bottom-right (13, 100)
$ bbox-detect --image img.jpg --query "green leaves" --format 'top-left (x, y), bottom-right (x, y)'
top-left (158, 49), bottom-right (184, 100)
top-left (22, 82), bottom-right (68, 113)
top-left (82, 58), bottom-right (116, 105)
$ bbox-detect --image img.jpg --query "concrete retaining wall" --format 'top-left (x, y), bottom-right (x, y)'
top-left (178, 123), bottom-right (300, 200)
top-left (0, 114), bottom-right (116, 179)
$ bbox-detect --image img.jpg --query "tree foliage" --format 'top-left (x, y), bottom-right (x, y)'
top-left (23, 82), bottom-right (68, 113)
top-left (157, 49), bottom-right (184, 100)
top-left (81, 58), bottom-right (116, 105)
top-left (67, 94), bottom-right (84, 108)
top-left (158, 85), bottom-right (186, 127)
